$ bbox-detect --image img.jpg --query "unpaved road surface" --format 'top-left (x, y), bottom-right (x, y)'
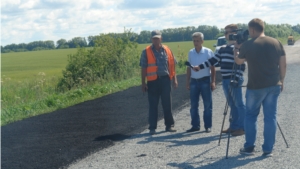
top-left (1, 41), bottom-right (300, 169)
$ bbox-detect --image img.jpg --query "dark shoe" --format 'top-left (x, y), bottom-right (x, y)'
top-left (239, 147), bottom-right (255, 155)
top-left (231, 129), bottom-right (245, 136)
top-left (149, 129), bottom-right (156, 135)
top-left (205, 128), bottom-right (211, 133)
top-left (262, 152), bottom-right (273, 157)
top-left (166, 127), bottom-right (177, 132)
top-left (222, 128), bottom-right (235, 133)
top-left (186, 127), bottom-right (200, 133)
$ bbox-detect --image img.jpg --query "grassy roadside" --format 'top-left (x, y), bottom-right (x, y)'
top-left (1, 65), bottom-right (187, 126)
top-left (1, 76), bottom-right (140, 126)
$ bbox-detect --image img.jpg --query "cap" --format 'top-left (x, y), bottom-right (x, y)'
top-left (151, 30), bottom-right (162, 38)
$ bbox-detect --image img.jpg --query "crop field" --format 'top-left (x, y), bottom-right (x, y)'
top-left (1, 48), bottom-right (78, 81)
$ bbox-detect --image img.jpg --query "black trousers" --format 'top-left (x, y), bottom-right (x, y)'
top-left (147, 76), bottom-right (175, 130)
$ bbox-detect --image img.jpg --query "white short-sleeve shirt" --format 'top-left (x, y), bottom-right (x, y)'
top-left (188, 47), bottom-right (214, 79)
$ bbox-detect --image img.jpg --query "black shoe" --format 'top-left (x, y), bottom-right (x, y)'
top-left (166, 127), bottom-right (177, 132)
top-left (186, 127), bottom-right (200, 132)
top-left (240, 147), bottom-right (255, 155)
top-left (205, 128), bottom-right (211, 133)
top-left (262, 152), bottom-right (273, 157)
top-left (222, 128), bottom-right (235, 133)
top-left (149, 129), bottom-right (156, 135)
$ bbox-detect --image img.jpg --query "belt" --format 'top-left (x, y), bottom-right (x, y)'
top-left (191, 76), bottom-right (210, 81)
top-left (157, 75), bottom-right (169, 79)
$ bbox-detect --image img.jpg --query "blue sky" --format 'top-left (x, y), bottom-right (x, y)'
top-left (1, 0), bottom-right (300, 46)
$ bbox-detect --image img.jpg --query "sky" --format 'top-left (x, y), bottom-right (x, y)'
top-left (1, 0), bottom-right (300, 46)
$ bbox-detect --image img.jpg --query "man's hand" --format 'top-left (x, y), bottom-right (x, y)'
top-left (234, 42), bottom-right (242, 50)
top-left (142, 84), bottom-right (148, 93)
top-left (192, 66), bottom-right (200, 71)
top-left (173, 80), bottom-right (178, 89)
top-left (233, 42), bottom-right (246, 65)
top-left (186, 83), bottom-right (190, 90)
top-left (211, 82), bottom-right (216, 91)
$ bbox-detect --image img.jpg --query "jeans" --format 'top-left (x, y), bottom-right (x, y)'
top-left (222, 78), bottom-right (246, 130)
top-left (147, 76), bottom-right (174, 130)
top-left (244, 85), bottom-right (281, 152)
top-left (189, 77), bottom-right (212, 129)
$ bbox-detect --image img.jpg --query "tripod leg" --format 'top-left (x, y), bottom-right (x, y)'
top-left (277, 121), bottom-right (289, 148)
top-left (225, 131), bottom-right (231, 159)
top-left (224, 80), bottom-right (237, 158)
top-left (218, 101), bottom-right (229, 146)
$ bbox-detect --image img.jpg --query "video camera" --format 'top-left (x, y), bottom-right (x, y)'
top-left (228, 29), bottom-right (249, 44)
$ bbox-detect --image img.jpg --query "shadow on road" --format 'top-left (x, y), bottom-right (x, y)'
top-left (167, 153), bottom-right (267, 169)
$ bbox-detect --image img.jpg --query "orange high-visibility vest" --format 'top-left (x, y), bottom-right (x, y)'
top-left (145, 45), bottom-right (175, 81)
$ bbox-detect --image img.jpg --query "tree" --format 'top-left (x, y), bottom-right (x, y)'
top-left (137, 30), bottom-right (151, 44)
top-left (56, 39), bottom-right (68, 49)
top-left (57, 32), bottom-right (140, 91)
top-left (292, 24), bottom-right (300, 34)
top-left (44, 40), bottom-right (55, 49)
top-left (87, 36), bottom-right (98, 46)
top-left (68, 37), bottom-right (87, 48)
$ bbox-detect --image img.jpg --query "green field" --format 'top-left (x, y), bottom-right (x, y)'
top-left (1, 40), bottom-right (216, 82)
top-left (1, 48), bottom-right (78, 81)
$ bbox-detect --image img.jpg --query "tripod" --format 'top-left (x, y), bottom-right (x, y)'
top-left (218, 63), bottom-right (241, 159)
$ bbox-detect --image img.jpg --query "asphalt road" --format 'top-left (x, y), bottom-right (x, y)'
top-left (1, 40), bottom-right (299, 169)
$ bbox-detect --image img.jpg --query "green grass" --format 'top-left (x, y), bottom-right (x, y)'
top-left (1, 77), bottom-right (141, 126)
top-left (1, 48), bottom-right (78, 81)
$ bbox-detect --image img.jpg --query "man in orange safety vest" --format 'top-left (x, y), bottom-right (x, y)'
top-left (140, 30), bottom-right (178, 135)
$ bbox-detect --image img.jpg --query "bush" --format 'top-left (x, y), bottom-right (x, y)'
top-left (57, 31), bottom-right (140, 91)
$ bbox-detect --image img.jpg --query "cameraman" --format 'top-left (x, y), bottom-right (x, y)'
top-left (193, 24), bottom-right (246, 136)
top-left (234, 18), bottom-right (286, 157)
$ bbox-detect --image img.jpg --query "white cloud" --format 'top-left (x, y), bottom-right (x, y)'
top-left (19, 0), bottom-right (39, 9)
top-left (1, 0), bottom-right (300, 46)
top-left (1, 0), bottom-right (21, 6)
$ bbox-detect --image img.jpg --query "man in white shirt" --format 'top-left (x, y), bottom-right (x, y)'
top-left (186, 32), bottom-right (216, 133)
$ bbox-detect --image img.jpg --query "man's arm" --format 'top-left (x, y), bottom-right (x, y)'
top-left (194, 53), bottom-right (221, 71)
top-left (210, 66), bottom-right (216, 90)
top-left (186, 66), bottom-right (191, 90)
top-left (141, 68), bottom-right (148, 93)
top-left (171, 52), bottom-right (178, 89)
top-left (233, 43), bottom-right (246, 65)
top-left (172, 65), bottom-right (178, 89)
top-left (279, 55), bottom-right (286, 92)
top-left (234, 49), bottom-right (245, 64)
top-left (140, 50), bottom-right (148, 93)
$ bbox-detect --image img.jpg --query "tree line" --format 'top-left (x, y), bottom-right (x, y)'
top-left (1, 23), bottom-right (299, 53)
